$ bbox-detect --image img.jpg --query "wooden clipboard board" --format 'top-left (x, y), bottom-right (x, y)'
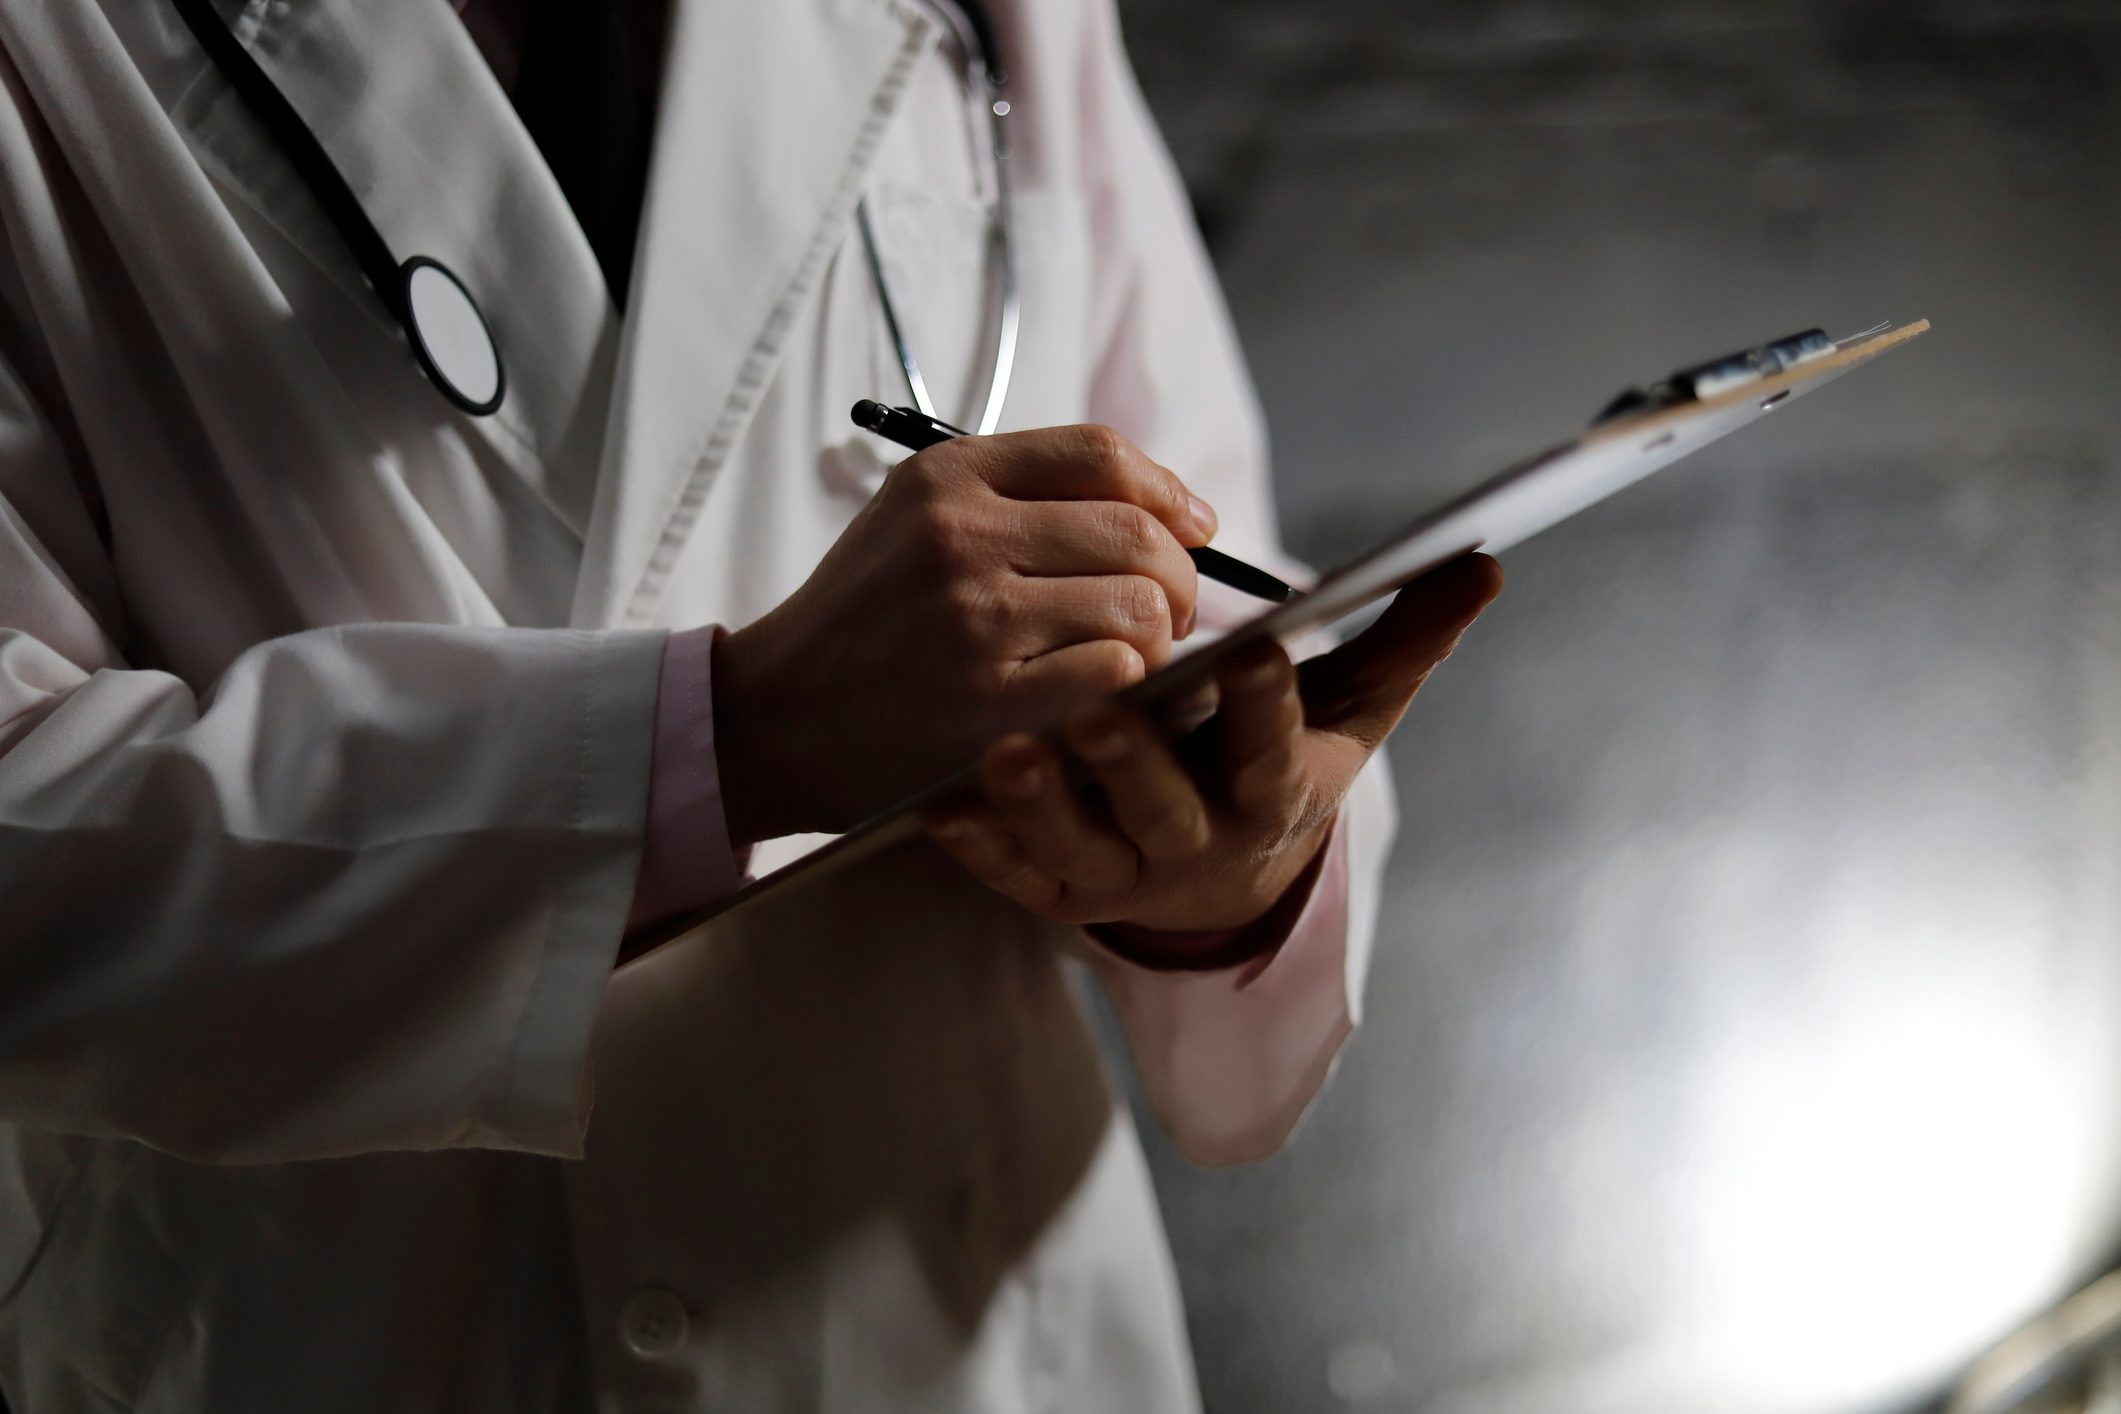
top-left (625, 319), bottom-right (1931, 963)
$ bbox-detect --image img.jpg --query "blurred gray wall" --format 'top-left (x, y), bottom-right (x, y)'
top-left (1107, 3), bottom-right (2121, 1411)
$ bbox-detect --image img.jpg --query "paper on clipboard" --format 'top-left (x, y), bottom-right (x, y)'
top-left (627, 319), bottom-right (1930, 959)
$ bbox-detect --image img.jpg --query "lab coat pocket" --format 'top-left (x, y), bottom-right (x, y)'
top-left (855, 183), bottom-right (1092, 443)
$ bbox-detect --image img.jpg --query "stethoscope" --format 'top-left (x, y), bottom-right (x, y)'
top-left (168, 0), bottom-right (1019, 434)
top-left (857, 0), bottom-right (1019, 436)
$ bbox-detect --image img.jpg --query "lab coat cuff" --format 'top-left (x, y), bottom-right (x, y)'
top-left (491, 627), bottom-right (666, 1156)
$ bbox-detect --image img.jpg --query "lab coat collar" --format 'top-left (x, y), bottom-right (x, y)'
top-left (571, 0), bottom-right (940, 628)
top-left (176, 0), bottom-right (940, 627)
top-left (175, 0), bottom-right (621, 542)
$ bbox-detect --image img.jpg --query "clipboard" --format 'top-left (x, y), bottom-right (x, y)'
top-left (627, 319), bottom-right (1931, 960)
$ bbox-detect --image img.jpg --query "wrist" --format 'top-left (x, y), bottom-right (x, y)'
top-left (712, 620), bottom-right (804, 847)
top-left (1090, 815), bottom-right (1337, 971)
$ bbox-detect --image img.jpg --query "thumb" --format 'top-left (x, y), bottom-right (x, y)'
top-left (1298, 553), bottom-right (1503, 747)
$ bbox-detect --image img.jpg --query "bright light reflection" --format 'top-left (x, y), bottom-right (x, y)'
top-left (1679, 995), bottom-right (2095, 1409)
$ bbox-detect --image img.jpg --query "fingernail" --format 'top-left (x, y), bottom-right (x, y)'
top-left (1187, 494), bottom-right (1218, 542)
top-left (1242, 656), bottom-right (1281, 688)
top-left (1005, 764), bottom-right (1045, 800)
top-left (932, 819), bottom-right (973, 844)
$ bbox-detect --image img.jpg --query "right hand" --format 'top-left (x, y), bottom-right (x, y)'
top-left (712, 424), bottom-right (1220, 845)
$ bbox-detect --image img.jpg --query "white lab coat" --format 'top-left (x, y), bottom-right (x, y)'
top-left (0, 0), bottom-right (1397, 1409)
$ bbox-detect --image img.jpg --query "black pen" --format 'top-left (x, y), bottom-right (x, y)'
top-left (850, 401), bottom-right (1301, 604)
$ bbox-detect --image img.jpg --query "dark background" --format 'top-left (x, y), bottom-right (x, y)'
top-left (1107, 2), bottom-right (2121, 1410)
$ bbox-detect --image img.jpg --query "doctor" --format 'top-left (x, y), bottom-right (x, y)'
top-left (0, 0), bottom-right (1499, 1410)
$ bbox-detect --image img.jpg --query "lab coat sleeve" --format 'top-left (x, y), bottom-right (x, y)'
top-left (0, 353), bottom-right (663, 1164)
top-left (1069, 0), bottom-right (1399, 1165)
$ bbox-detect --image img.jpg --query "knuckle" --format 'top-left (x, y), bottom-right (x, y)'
top-left (1233, 753), bottom-right (1300, 813)
top-left (1274, 697), bottom-right (1305, 739)
top-left (1234, 647), bottom-right (1294, 689)
top-left (1136, 801), bottom-right (1209, 856)
top-left (896, 445), bottom-right (957, 493)
top-left (1090, 641), bottom-right (1147, 691)
top-left (1074, 423), bottom-right (1130, 468)
top-left (1103, 502), bottom-right (1164, 564)
top-left (1182, 811), bottom-right (1214, 852)
top-left (913, 495), bottom-right (967, 552)
top-left (1113, 576), bottom-right (1170, 636)
top-left (940, 576), bottom-right (1006, 644)
top-left (922, 505), bottom-right (998, 581)
top-left (1012, 871), bottom-right (1067, 917)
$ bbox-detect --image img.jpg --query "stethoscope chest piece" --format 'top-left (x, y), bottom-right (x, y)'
top-left (399, 257), bottom-right (504, 416)
top-left (168, 0), bottom-right (509, 418)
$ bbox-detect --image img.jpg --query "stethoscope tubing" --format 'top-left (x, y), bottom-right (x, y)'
top-left (974, 79), bottom-right (1020, 438)
top-left (167, 0), bottom-right (400, 309)
top-left (168, 0), bottom-right (505, 416)
top-left (858, 0), bottom-right (1018, 436)
top-left (170, 0), bottom-right (1009, 430)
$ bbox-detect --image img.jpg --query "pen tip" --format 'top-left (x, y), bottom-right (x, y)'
top-left (850, 399), bottom-right (888, 430)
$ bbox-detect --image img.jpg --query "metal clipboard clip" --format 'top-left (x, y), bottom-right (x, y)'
top-left (1593, 323), bottom-right (1893, 426)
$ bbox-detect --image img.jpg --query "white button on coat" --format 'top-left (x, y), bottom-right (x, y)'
top-left (618, 1289), bottom-right (690, 1360)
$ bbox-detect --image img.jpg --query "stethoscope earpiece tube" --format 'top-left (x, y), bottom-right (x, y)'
top-left (167, 0), bottom-right (505, 416)
top-left (169, 0), bottom-right (1013, 428)
top-left (859, 0), bottom-right (1018, 436)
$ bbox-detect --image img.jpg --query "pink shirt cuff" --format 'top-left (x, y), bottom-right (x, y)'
top-left (627, 626), bottom-right (749, 931)
top-left (1261, 821), bottom-right (1350, 985)
top-left (1084, 820), bottom-right (1355, 1163)
top-left (1086, 818), bottom-right (1349, 983)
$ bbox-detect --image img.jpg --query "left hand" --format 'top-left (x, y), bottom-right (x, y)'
top-left (921, 553), bottom-right (1503, 938)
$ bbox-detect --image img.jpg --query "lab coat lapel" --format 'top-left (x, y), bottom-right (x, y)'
top-left (175, 0), bottom-right (619, 539)
top-left (567, 0), bottom-right (940, 629)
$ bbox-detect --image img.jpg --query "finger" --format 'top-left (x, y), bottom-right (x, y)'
top-left (1003, 500), bottom-right (1199, 639)
top-left (979, 736), bottom-right (1140, 895)
top-left (1166, 677), bottom-right (1221, 734)
top-left (1007, 574), bottom-right (1175, 669)
top-left (971, 424), bottom-right (1218, 549)
top-left (1300, 552), bottom-right (1503, 747)
top-left (1214, 645), bottom-right (1305, 815)
top-left (1063, 707), bottom-right (1213, 862)
top-left (1000, 639), bottom-right (1147, 718)
top-left (923, 804), bottom-right (1064, 914)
